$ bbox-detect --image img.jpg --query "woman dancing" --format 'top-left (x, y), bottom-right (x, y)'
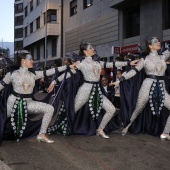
top-left (48, 42), bottom-right (139, 138)
top-left (0, 50), bottom-right (75, 143)
top-left (112, 37), bottom-right (170, 140)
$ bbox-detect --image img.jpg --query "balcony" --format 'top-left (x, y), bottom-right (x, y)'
top-left (110, 0), bottom-right (137, 9)
top-left (23, 23), bottom-right (60, 47)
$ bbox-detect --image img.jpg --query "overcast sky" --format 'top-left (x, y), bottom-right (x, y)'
top-left (0, 0), bottom-right (14, 42)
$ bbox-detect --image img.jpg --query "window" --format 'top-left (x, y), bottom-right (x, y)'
top-left (30, 22), bottom-right (33, 33)
top-left (83, 0), bottom-right (93, 9)
top-left (16, 3), bottom-right (23, 11)
top-left (15, 16), bottom-right (23, 23)
top-left (16, 41), bottom-right (23, 48)
top-left (25, 27), bottom-right (27, 37)
top-left (45, 10), bottom-right (57, 23)
top-left (44, 10), bottom-right (57, 23)
top-left (36, 0), bottom-right (40, 6)
top-left (124, 5), bottom-right (140, 38)
top-left (15, 28), bottom-right (23, 38)
top-left (25, 6), bottom-right (28, 17)
top-left (36, 17), bottom-right (40, 29)
top-left (52, 38), bottom-right (57, 57)
top-left (15, 16), bottom-right (23, 26)
top-left (15, 3), bottom-right (23, 13)
top-left (30, 0), bottom-right (33, 12)
top-left (70, 0), bottom-right (77, 16)
top-left (163, 0), bottom-right (170, 29)
top-left (36, 45), bottom-right (40, 60)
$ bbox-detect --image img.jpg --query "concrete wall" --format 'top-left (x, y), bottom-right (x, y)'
top-left (63, 0), bottom-right (170, 57)
top-left (140, 0), bottom-right (162, 49)
top-left (163, 29), bottom-right (170, 41)
top-left (63, 0), bottom-right (118, 58)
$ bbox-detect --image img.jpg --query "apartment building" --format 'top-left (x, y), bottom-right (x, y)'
top-left (14, 0), bottom-right (24, 53)
top-left (14, 0), bottom-right (61, 66)
top-left (23, 0), bottom-right (61, 65)
top-left (63, 0), bottom-right (170, 59)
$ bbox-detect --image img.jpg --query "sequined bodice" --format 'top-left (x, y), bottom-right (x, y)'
top-left (80, 57), bottom-right (102, 82)
top-left (0, 65), bottom-right (67, 93)
top-left (12, 67), bottom-right (35, 94)
top-left (145, 52), bottom-right (167, 76)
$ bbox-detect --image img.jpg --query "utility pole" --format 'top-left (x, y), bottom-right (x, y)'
top-left (44, 0), bottom-right (47, 67)
top-left (61, 0), bottom-right (63, 59)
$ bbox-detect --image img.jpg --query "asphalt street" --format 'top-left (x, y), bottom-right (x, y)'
top-left (0, 131), bottom-right (170, 170)
top-left (1, 93), bottom-right (170, 170)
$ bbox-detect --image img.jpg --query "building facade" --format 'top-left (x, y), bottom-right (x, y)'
top-left (14, 0), bottom-right (61, 66)
top-left (63, 0), bottom-right (118, 58)
top-left (14, 0), bottom-right (24, 52)
top-left (63, 0), bottom-right (170, 58)
top-left (14, 0), bottom-right (170, 62)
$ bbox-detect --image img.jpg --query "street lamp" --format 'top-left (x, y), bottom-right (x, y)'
top-left (61, 0), bottom-right (63, 59)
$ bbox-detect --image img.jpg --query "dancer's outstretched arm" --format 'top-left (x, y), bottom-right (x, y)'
top-left (162, 50), bottom-right (170, 61)
top-left (110, 59), bottom-right (144, 86)
top-left (99, 59), bottom-right (140, 69)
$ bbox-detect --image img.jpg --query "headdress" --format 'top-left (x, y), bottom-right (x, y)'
top-left (145, 36), bottom-right (160, 45)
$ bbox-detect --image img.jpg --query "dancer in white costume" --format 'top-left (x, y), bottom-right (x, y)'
top-left (112, 37), bottom-right (170, 140)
